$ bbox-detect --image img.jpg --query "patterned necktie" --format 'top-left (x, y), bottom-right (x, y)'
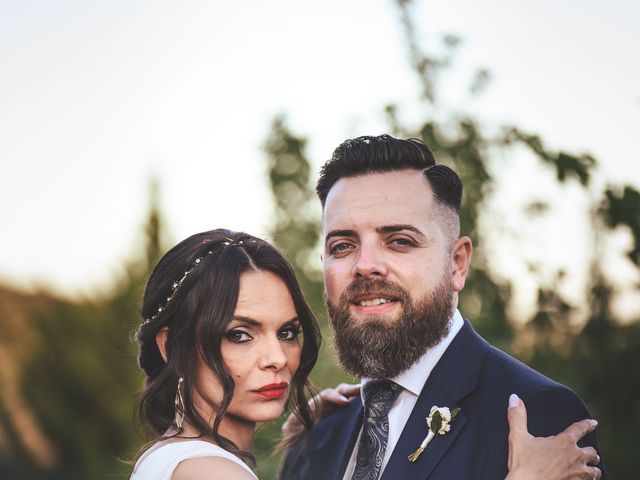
top-left (351, 380), bottom-right (402, 480)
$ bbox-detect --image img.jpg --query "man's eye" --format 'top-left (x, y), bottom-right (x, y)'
top-left (225, 330), bottom-right (252, 343)
top-left (329, 242), bottom-right (353, 255)
top-left (278, 325), bottom-right (301, 341)
top-left (390, 238), bottom-right (415, 248)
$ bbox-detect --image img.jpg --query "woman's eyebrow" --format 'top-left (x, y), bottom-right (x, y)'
top-left (230, 316), bottom-right (261, 326)
top-left (230, 316), bottom-right (300, 326)
top-left (282, 317), bottom-right (301, 326)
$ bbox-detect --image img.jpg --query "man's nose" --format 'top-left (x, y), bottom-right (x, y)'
top-left (353, 243), bottom-right (388, 278)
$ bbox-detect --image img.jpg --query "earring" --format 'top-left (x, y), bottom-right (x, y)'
top-left (174, 377), bottom-right (185, 429)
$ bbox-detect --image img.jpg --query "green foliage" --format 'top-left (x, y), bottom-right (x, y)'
top-left (256, 116), bottom-right (350, 480)
top-left (502, 128), bottom-right (597, 186)
top-left (392, 117), bottom-right (515, 345)
top-left (601, 185), bottom-right (640, 265)
top-left (263, 116), bottom-right (324, 312)
top-left (262, 116), bottom-right (348, 387)
top-left (1, 2), bottom-right (637, 479)
top-left (255, 1), bottom-right (640, 478)
top-left (20, 299), bottom-right (140, 478)
top-left (0, 179), bottom-right (166, 479)
top-left (575, 277), bottom-right (640, 474)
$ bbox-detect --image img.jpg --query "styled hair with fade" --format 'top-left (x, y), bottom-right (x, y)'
top-left (316, 134), bottom-right (462, 216)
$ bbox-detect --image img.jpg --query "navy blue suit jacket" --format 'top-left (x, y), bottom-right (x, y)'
top-left (281, 320), bottom-right (606, 480)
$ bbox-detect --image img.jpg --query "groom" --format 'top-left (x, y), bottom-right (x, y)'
top-left (281, 135), bottom-right (606, 479)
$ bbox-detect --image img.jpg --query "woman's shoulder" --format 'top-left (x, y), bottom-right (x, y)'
top-left (131, 439), bottom-right (257, 480)
top-left (172, 455), bottom-right (256, 480)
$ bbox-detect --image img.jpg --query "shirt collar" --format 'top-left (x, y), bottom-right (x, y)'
top-left (361, 309), bottom-right (464, 401)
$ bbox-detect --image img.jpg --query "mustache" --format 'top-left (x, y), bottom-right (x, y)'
top-left (340, 278), bottom-right (408, 303)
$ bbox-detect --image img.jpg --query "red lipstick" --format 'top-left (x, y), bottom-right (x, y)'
top-left (255, 382), bottom-right (289, 399)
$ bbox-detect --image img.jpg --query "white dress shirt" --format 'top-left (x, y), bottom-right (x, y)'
top-left (341, 309), bottom-right (464, 479)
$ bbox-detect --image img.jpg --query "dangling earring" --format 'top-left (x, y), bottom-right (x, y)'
top-left (174, 377), bottom-right (185, 429)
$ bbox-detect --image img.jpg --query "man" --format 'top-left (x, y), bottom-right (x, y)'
top-left (281, 135), bottom-right (606, 479)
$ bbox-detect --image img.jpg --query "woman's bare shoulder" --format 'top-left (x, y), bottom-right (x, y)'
top-left (172, 456), bottom-right (256, 480)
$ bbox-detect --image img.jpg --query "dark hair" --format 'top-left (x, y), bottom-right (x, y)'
top-left (316, 134), bottom-right (462, 214)
top-left (135, 228), bottom-right (320, 465)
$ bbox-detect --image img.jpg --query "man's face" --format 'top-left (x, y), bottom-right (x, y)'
top-left (321, 169), bottom-right (465, 377)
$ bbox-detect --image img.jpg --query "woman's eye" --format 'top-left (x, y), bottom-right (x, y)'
top-left (278, 325), bottom-right (301, 341)
top-left (225, 330), bottom-right (252, 343)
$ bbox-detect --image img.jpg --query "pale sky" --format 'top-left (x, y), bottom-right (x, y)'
top-left (1, 0), bottom-right (639, 308)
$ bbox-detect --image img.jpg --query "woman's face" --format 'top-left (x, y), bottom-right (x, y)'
top-left (194, 269), bottom-right (302, 426)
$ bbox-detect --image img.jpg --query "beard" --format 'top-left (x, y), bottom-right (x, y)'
top-left (326, 276), bottom-right (454, 379)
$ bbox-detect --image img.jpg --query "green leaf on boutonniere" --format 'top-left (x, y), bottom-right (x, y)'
top-left (408, 405), bottom-right (462, 463)
top-left (430, 411), bottom-right (443, 434)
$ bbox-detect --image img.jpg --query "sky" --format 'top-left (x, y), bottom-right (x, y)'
top-left (1, 0), bottom-right (639, 310)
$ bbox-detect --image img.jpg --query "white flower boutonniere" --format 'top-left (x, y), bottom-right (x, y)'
top-left (407, 405), bottom-right (461, 462)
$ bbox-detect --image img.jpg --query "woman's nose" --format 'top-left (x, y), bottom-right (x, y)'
top-left (259, 337), bottom-right (287, 370)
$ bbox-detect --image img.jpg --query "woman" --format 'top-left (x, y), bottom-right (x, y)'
top-left (132, 229), bottom-right (319, 479)
top-left (131, 229), bottom-right (601, 480)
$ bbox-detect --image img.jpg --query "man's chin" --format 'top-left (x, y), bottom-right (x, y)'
top-left (328, 279), bottom-right (454, 379)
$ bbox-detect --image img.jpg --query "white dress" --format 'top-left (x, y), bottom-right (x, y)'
top-left (130, 439), bottom-right (258, 480)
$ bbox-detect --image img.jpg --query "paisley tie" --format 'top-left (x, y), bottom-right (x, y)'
top-left (351, 380), bottom-right (402, 480)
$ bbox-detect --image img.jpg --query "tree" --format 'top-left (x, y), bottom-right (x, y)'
top-left (0, 179), bottom-right (167, 479)
top-left (260, 1), bottom-right (640, 477)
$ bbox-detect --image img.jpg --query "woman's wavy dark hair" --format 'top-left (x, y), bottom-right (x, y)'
top-left (135, 228), bottom-right (321, 465)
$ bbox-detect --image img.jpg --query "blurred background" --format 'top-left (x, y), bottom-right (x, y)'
top-left (1, 0), bottom-right (639, 478)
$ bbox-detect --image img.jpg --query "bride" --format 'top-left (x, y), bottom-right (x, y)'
top-left (131, 229), bottom-right (601, 480)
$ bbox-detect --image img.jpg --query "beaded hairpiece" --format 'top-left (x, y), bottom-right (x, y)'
top-left (142, 237), bottom-right (244, 325)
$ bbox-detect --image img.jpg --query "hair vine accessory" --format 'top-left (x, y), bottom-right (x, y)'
top-left (174, 376), bottom-right (185, 429)
top-left (222, 237), bottom-right (245, 246)
top-left (142, 238), bottom-right (245, 325)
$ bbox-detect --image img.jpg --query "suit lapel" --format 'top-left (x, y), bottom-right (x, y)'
top-left (381, 379), bottom-right (468, 479)
top-left (381, 320), bottom-right (488, 480)
top-left (308, 397), bottom-right (363, 480)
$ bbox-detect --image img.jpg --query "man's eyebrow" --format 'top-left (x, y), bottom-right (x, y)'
top-left (376, 224), bottom-right (426, 237)
top-left (325, 229), bottom-right (358, 243)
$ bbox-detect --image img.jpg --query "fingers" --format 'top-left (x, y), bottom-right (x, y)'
top-left (559, 418), bottom-right (598, 444)
top-left (308, 383), bottom-right (361, 422)
top-left (505, 394), bottom-right (603, 480)
top-left (283, 384), bottom-right (362, 435)
top-left (581, 446), bottom-right (600, 467)
top-left (308, 388), bottom-right (347, 411)
top-left (319, 387), bottom-right (351, 406)
top-left (507, 394), bottom-right (529, 438)
top-left (589, 465), bottom-right (602, 479)
top-left (281, 411), bottom-right (304, 437)
top-left (506, 394), bottom-right (527, 471)
top-left (335, 383), bottom-right (360, 398)
top-left (582, 448), bottom-right (601, 480)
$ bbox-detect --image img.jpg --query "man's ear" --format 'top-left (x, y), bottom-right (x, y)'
top-left (156, 327), bottom-right (170, 363)
top-left (451, 236), bottom-right (473, 292)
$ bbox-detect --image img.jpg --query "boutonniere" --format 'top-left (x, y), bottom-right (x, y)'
top-left (407, 405), bottom-right (461, 462)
